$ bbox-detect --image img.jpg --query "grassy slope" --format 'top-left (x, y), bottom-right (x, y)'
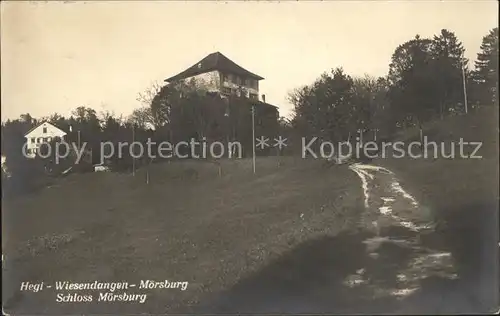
top-left (3, 106), bottom-right (498, 314)
top-left (381, 106), bottom-right (498, 209)
top-left (3, 157), bottom-right (363, 314)
top-left (200, 107), bottom-right (499, 314)
top-left (379, 106), bottom-right (499, 312)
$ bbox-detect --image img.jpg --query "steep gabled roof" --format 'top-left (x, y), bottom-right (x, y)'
top-left (24, 121), bottom-right (66, 137)
top-left (165, 52), bottom-right (264, 82)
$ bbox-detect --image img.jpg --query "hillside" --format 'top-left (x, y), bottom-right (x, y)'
top-left (2, 106), bottom-right (499, 314)
top-left (384, 105), bottom-right (498, 208)
top-left (3, 157), bottom-right (363, 314)
top-left (380, 106), bottom-right (499, 313)
top-left (194, 106), bottom-right (499, 314)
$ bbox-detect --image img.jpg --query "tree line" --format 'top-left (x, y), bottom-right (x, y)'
top-left (288, 28), bottom-right (498, 149)
top-left (1, 78), bottom-right (281, 195)
top-left (1, 27), bottom-right (497, 195)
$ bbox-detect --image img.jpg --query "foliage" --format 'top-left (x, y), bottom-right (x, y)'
top-left (289, 27), bottom-right (496, 143)
top-left (2, 27), bottom-right (496, 196)
top-left (471, 27), bottom-right (498, 106)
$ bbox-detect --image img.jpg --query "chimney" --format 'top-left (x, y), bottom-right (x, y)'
top-left (261, 94), bottom-right (266, 103)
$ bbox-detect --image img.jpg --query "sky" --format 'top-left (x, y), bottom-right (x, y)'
top-left (1, 1), bottom-right (498, 121)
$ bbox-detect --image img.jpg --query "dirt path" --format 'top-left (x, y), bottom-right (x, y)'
top-left (192, 162), bottom-right (474, 314)
top-left (345, 162), bottom-right (498, 314)
top-left (346, 163), bottom-right (458, 302)
top-left (348, 163), bottom-right (435, 233)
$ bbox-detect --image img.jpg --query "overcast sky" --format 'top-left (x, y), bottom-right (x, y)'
top-left (1, 1), bottom-right (497, 121)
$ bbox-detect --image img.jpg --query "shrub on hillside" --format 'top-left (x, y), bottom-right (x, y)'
top-left (2, 156), bottom-right (52, 197)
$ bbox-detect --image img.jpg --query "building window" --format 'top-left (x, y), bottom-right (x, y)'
top-left (250, 79), bottom-right (258, 89)
top-left (222, 73), bottom-right (228, 83)
top-left (43, 127), bottom-right (47, 133)
top-left (37, 138), bottom-right (41, 143)
top-left (31, 137), bottom-right (35, 143)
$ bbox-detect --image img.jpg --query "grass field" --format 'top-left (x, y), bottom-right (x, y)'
top-left (3, 157), bottom-right (365, 314)
top-left (2, 106), bottom-right (499, 314)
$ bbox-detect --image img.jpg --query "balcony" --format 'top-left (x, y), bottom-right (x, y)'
top-left (221, 73), bottom-right (259, 93)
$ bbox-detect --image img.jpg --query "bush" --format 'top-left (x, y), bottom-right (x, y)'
top-left (2, 157), bottom-right (52, 198)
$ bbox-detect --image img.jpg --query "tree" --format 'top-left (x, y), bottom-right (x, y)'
top-left (388, 35), bottom-right (439, 128)
top-left (352, 75), bottom-right (393, 139)
top-left (137, 81), bottom-right (163, 107)
top-left (19, 113), bottom-right (34, 125)
top-left (291, 67), bottom-right (356, 143)
top-left (48, 113), bottom-right (65, 124)
top-left (472, 27), bottom-right (498, 106)
top-left (1, 117), bottom-right (47, 195)
top-left (128, 106), bottom-right (155, 130)
top-left (72, 106), bottom-right (87, 123)
top-left (139, 79), bottom-right (213, 130)
top-left (137, 81), bottom-right (165, 128)
top-left (430, 29), bottom-right (467, 118)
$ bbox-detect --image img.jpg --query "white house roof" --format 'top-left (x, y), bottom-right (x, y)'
top-left (24, 121), bottom-right (67, 137)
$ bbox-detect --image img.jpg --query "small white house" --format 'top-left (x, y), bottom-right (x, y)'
top-left (24, 121), bottom-right (67, 158)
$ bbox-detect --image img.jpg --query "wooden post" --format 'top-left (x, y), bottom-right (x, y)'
top-left (462, 62), bottom-right (468, 114)
top-left (252, 106), bottom-right (256, 174)
top-left (132, 124), bottom-right (135, 177)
